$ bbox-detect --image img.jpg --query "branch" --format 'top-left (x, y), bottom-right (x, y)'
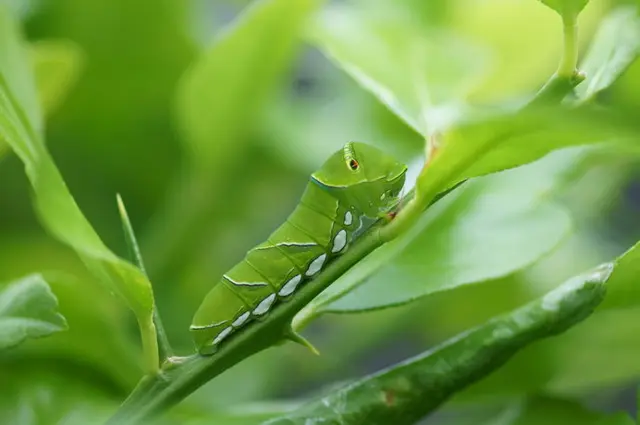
top-left (263, 263), bottom-right (611, 425)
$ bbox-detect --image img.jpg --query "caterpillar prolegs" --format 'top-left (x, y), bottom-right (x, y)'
top-left (190, 142), bottom-right (407, 354)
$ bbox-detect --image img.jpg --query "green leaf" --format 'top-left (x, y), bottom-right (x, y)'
top-left (456, 304), bottom-right (640, 401)
top-left (308, 3), bottom-right (488, 136)
top-left (450, 237), bottom-right (640, 400)
top-left (176, 0), bottom-right (323, 170)
top-left (266, 264), bottom-right (610, 425)
top-left (415, 105), bottom-right (636, 203)
top-left (575, 6), bottom-right (640, 102)
top-left (117, 194), bottom-right (173, 359)
top-left (0, 366), bottom-right (117, 425)
top-left (0, 274), bottom-right (66, 351)
top-left (30, 39), bottom-right (83, 117)
top-left (296, 148), bottom-right (578, 322)
top-left (145, 0), bottom-right (324, 277)
top-left (0, 6), bottom-right (158, 373)
top-left (539, 0), bottom-right (589, 19)
top-left (600, 239), bottom-right (640, 310)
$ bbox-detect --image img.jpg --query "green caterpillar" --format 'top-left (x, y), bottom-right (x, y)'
top-left (190, 142), bottom-right (407, 354)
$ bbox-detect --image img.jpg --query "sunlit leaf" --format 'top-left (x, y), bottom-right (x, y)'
top-left (296, 148), bottom-right (579, 322)
top-left (416, 105), bottom-right (637, 202)
top-left (144, 0), bottom-right (324, 277)
top-left (575, 6), bottom-right (640, 102)
top-left (539, 0), bottom-right (589, 18)
top-left (270, 264), bottom-right (610, 425)
top-left (30, 39), bottom-right (83, 117)
top-left (0, 6), bottom-right (157, 371)
top-left (308, 2), bottom-right (488, 136)
top-left (0, 274), bottom-right (66, 351)
top-left (176, 0), bottom-right (322, 170)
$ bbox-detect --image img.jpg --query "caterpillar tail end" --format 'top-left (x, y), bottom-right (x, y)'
top-left (284, 328), bottom-right (320, 356)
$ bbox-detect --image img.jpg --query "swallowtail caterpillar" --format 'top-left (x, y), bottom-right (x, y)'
top-left (191, 142), bottom-right (408, 354)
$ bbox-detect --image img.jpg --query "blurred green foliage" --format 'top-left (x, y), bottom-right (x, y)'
top-left (0, 0), bottom-right (640, 424)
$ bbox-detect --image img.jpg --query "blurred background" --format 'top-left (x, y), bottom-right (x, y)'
top-left (1, 0), bottom-right (640, 424)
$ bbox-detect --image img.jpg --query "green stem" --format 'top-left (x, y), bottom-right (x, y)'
top-left (139, 316), bottom-right (160, 375)
top-left (106, 226), bottom-right (387, 424)
top-left (558, 14), bottom-right (578, 78)
top-left (528, 13), bottom-right (585, 106)
top-left (265, 265), bottom-right (608, 425)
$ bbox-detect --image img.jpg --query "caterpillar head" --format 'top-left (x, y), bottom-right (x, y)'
top-left (311, 142), bottom-right (407, 217)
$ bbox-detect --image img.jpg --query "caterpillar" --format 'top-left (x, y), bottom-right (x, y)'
top-left (190, 142), bottom-right (408, 354)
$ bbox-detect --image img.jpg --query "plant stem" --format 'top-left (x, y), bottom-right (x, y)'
top-left (139, 316), bottom-right (160, 375)
top-left (265, 264), bottom-right (609, 425)
top-left (529, 12), bottom-right (585, 106)
top-left (558, 13), bottom-right (579, 78)
top-left (106, 225), bottom-right (387, 424)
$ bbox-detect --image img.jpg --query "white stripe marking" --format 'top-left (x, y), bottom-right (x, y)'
top-left (332, 230), bottom-right (347, 253)
top-left (224, 275), bottom-right (268, 287)
top-left (253, 293), bottom-right (276, 316)
top-left (355, 216), bottom-right (364, 234)
top-left (305, 254), bottom-right (326, 276)
top-left (344, 211), bottom-right (352, 226)
top-left (255, 242), bottom-right (316, 250)
top-left (213, 327), bottom-right (233, 345)
top-left (232, 311), bottom-right (250, 328)
top-left (279, 275), bottom-right (302, 297)
top-left (190, 320), bottom-right (228, 331)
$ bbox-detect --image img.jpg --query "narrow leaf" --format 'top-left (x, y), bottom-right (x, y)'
top-left (267, 263), bottom-right (610, 425)
top-left (117, 194), bottom-right (172, 358)
top-left (308, 3), bottom-right (487, 136)
top-left (0, 274), bottom-right (67, 350)
top-left (30, 39), bottom-right (84, 117)
top-left (575, 6), bottom-right (640, 102)
top-left (117, 194), bottom-right (148, 275)
top-left (0, 6), bottom-right (158, 372)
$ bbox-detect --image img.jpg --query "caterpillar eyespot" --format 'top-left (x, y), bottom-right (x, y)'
top-left (190, 142), bottom-right (408, 354)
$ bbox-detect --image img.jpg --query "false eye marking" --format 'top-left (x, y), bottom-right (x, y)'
top-left (232, 312), bottom-right (250, 328)
top-left (213, 327), bottom-right (233, 345)
top-left (332, 230), bottom-right (347, 253)
top-left (344, 211), bottom-right (353, 226)
top-left (279, 274), bottom-right (302, 297)
top-left (343, 142), bottom-right (360, 171)
top-left (253, 294), bottom-right (276, 316)
top-left (305, 254), bottom-right (327, 276)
